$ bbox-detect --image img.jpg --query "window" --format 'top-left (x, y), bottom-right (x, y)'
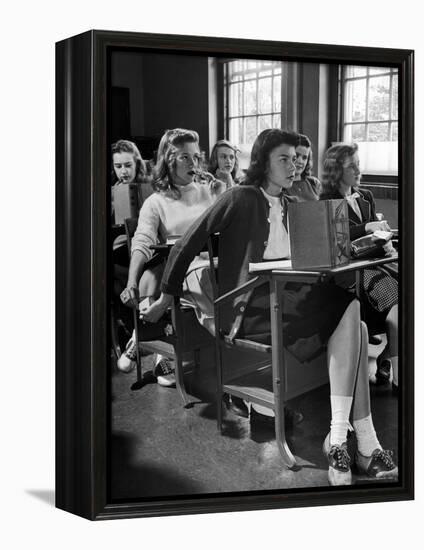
top-left (224, 60), bottom-right (285, 167)
top-left (341, 66), bottom-right (398, 176)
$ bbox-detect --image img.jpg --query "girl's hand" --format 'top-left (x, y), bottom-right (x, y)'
top-left (215, 169), bottom-right (234, 189)
top-left (139, 293), bottom-right (172, 323)
top-left (383, 240), bottom-right (397, 256)
top-left (120, 285), bottom-right (139, 309)
top-left (365, 220), bottom-right (391, 233)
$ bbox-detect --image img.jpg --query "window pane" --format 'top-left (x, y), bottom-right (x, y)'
top-left (346, 66), bottom-right (367, 78)
top-left (369, 67), bottom-right (390, 75)
top-left (345, 124), bottom-right (366, 141)
top-left (258, 69), bottom-right (272, 77)
top-left (391, 75), bottom-right (398, 120)
top-left (229, 83), bottom-right (242, 117)
top-left (368, 76), bottom-right (390, 121)
top-left (345, 79), bottom-right (366, 122)
top-left (273, 75), bottom-right (281, 112)
top-left (229, 118), bottom-right (240, 145)
top-left (391, 122), bottom-right (398, 141)
top-left (258, 115), bottom-right (272, 133)
top-left (245, 117), bottom-right (257, 143)
top-left (245, 80), bottom-right (257, 115)
top-left (272, 114), bottom-right (281, 128)
top-left (368, 122), bottom-right (389, 141)
top-left (258, 78), bottom-right (272, 114)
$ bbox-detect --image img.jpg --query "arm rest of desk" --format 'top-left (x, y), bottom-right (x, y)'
top-left (214, 275), bottom-right (268, 306)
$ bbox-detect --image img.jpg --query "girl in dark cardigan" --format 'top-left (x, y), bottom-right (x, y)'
top-left (320, 143), bottom-right (398, 391)
top-left (141, 129), bottom-right (397, 486)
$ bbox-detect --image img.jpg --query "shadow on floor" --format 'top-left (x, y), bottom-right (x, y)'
top-left (26, 489), bottom-right (55, 507)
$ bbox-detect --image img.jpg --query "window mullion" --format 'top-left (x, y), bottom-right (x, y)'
top-left (365, 69), bottom-right (370, 141)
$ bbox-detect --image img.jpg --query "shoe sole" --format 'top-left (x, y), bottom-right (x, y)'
top-left (328, 466), bottom-right (352, 486)
top-left (156, 375), bottom-right (176, 388)
top-left (356, 465), bottom-right (398, 480)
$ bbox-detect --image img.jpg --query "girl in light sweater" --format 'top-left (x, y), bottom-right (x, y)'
top-left (118, 128), bottom-right (225, 385)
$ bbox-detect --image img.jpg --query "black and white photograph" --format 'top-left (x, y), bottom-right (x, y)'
top-left (4, 0), bottom-right (422, 546)
top-left (103, 43), bottom-right (410, 504)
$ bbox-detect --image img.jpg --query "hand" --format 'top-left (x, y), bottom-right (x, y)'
top-left (365, 220), bottom-right (391, 233)
top-left (120, 285), bottom-right (139, 308)
top-left (215, 169), bottom-right (234, 189)
top-left (383, 240), bottom-right (397, 256)
top-left (139, 294), bottom-right (172, 323)
top-left (199, 170), bottom-right (226, 194)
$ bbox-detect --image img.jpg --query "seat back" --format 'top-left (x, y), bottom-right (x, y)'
top-left (124, 217), bottom-right (139, 259)
top-left (123, 217), bottom-right (214, 406)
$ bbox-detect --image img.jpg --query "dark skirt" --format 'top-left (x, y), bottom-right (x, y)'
top-left (239, 280), bottom-right (355, 363)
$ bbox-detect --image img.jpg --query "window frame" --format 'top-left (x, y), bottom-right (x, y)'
top-left (223, 59), bottom-right (288, 145)
top-left (339, 65), bottom-right (399, 184)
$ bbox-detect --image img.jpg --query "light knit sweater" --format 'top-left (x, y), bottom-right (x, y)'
top-left (131, 182), bottom-right (219, 262)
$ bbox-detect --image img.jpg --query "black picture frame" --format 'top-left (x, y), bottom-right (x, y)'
top-left (56, 29), bottom-right (414, 521)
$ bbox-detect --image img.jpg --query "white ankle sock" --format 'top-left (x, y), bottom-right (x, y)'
top-left (391, 356), bottom-right (398, 387)
top-left (353, 414), bottom-right (382, 456)
top-left (330, 395), bottom-right (353, 446)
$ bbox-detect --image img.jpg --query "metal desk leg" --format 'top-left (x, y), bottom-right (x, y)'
top-left (174, 353), bottom-right (192, 408)
top-left (270, 278), bottom-right (298, 469)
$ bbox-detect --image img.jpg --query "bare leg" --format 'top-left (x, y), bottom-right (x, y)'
top-left (327, 300), bottom-right (361, 398)
top-left (325, 299), bottom-right (361, 485)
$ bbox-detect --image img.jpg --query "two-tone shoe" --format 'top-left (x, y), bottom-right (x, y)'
top-left (323, 433), bottom-right (352, 486)
top-left (355, 448), bottom-right (398, 480)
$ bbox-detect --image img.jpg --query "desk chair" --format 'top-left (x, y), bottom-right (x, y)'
top-left (207, 242), bottom-right (328, 470)
top-left (123, 218), bottom-right (214, 407)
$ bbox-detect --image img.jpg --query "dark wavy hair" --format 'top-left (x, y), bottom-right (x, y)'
top-left (152, 128), bottom-right (201, 195)
top-left (297, 133), bottom-right (313, 178)
top-left (243, 129), bottom-right (299, 188)
top-left (111, 139), bottom-right (147, 184)
top-left (208, 139), bottom-right (240, 180)
top-left (321, 143), bottom-right (359, 194)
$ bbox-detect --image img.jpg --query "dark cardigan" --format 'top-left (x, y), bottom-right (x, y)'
top-left (320, 187), bottom-right (377, 240)
top-left (161, 185), bottom-right (354, 362)
top-left (161, 185), bottom-right (273, 335)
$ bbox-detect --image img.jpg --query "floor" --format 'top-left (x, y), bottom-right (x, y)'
top-left (110, 338), bottom-right (398, 501)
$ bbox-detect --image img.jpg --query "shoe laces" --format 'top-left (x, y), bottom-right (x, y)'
top-left (329, 445), bottom-right (350, 470)
top-left (124, 337), bottom-right (137, 361)
top-left (157, 358), bottom-right (174, 376)
top-left (373, 449), bottom-right (395, 469)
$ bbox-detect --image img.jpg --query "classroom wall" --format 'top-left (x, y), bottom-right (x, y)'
top-left (110, 53), bottom-right (398, 224)
top-left (111, 51), bottom-right (211, 155)
top-left (111, 52), bottom-right (145, 137)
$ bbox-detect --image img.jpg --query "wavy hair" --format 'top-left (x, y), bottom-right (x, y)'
top-left (152, 128), bottom-right (200, 195)
top-left (242, 129), bottom-right (299, 188)
top-left (111, 139), bottom-right (147, 184)
top-left (297, 133), bottom-right (313, 178)
top-left (208, 139), bottom-right (240, 180)
top-left (321, 143), bottom-right (359, 194)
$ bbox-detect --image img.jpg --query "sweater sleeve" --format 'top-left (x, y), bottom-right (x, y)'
top-left (161, 188), bottom-right (239, 296)
top-left (130, 195), bottom-right (162, 262)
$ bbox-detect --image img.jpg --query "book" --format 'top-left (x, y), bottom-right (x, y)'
top-left (288, 200), bottom-right (350, 269)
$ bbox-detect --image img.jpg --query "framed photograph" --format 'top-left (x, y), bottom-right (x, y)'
top-left (56, 30), bottom-right (414, 520)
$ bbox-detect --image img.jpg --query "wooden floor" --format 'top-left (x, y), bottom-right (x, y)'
top-left (110, 339), bottom-right (398, 501)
